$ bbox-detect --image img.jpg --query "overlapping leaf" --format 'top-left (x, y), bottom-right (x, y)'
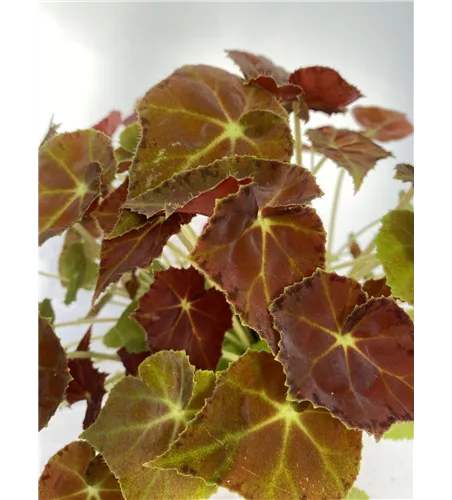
top-left (289, 66), bottom-right (362, 115)
top-left (362, 277), bottom-right (392, 298)
top-left (307, 127), bottom-right (392, 192)
top-left (394, 163), bottom-right (414, 186)
top-left (127, 65), bottom-right (293, 201)
top-left (153, 350), bottom-right (362, 500)
top-left (192, 168), bottom-right (326, 352)
top-left (39, 299), bottom-right (55, 324)
top-left (39, 316), bottom-right (70, 431)
top-left (226, 49), bottom-right (302, 101)
top-left (81, 351), bottom-right (217, 498)
top-left (270, 270), bottom-right (414, 438)
top-left (39, 441), bottom-right (123, 499)
top-left (117, 347), bottom-right (152, 376)
top-left (66, 328), bottom-right (108, 429)
top-left (93, 212), bottom-right (192, 302)
top-left (104, 301), bottom-right (148, 353)
top-left (92, 110), bottom-right (123, 137)
top-left (124, 156), bottom-right (322, 218)
top-left (134, 267), bottom-right (232, 370)
top-left (375, 210), bottom-right (414, 305)
top-left (352, 106), bottom-right (413, 142)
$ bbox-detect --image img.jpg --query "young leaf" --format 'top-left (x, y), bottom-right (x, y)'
top-left (270, 270), bottom-right (414, 438)
top-left (153, 350), bottom-right (362, 500)
top-left (117, 347), bottom-right (152, 376)
top-left (192, 179), bottom-right (326, 352)
top-left (38, 441), bottom-right (122, 499)
top-left (66, 328), bottom-right (107, 429)
top-left (39, 316), bottom-right (70, 431)
top-left (362, 277), bottom-right (392, 298)
top-left (127, 65), bottom-right (293, 200)
top-left (92, 110), bottom-right (123, 137)
top-left (81, 351), bottom-right (217, 498)
top-left (39, 299), bottom-right (55, 324)
top-left (352, 106), bottom-right (413, 142)
top-left (306, 127), bottom-right (392, 192)
top-left (375, 210), bottom-right (414, 305)
top-left (289, 66), bottom-right (363, 115)
top-left (383, 422), bottom-right (414, 441)
top-left (394, 163), bottom-right (414, 186)
top-left (93, 213), bottom-right (192, 302)
top-left (124, 156), bottom-right (323, 219)
top-left (226, 49), bottom-right (302, 101)
top-left (134, 267), bottom-right (232, 370)
top-left (104, 301), bottom-right (148, 353)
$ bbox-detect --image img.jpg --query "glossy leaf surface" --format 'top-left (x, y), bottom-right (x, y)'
top-left (394, 163), bottom-right (414, 186)
top-left (352, 106), bottom-right (413, 142)
top-left (104, 301), bottom-right (148, 353)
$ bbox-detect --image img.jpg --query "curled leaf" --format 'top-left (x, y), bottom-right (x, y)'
top-left (270, 270), bottom-right (414, 438)
top-left (289, 66), bottom-right (363, 114)
top-left (375, 210), bottom-right (414, 305)
top-left (394, 163), bottom-right (414, 186)
top-left (66, 328), bottom-right (107, 429)
top-left (192, 174), bottom-right (325, 352)
top-left (307, 126), bottom-right (392, 192)
top-left (352, 106), bottom-right (413, 142)
top-left (39, 441), bottom-right (122, 499)
top-left (39, 316), bottom-right (70, 431)
top-left (153, 350), bottom-right (362, 500)
top-left (134, 267), bottom-right (232, 370)
top-left (128, 64), bottom-right (293, 200)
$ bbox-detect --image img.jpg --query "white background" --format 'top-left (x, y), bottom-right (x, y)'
top-left (38, 2), bottom-right (414, 499)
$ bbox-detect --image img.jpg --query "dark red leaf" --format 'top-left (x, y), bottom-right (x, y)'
top-left (289, 66), bottom-right (363, 114)
top-left (134, 267), bottom-right (232, 370)
top-left (352, 106), bottom-right (413, 142)
top-left (92, 110), bottom-right (123, 137)
top-left (93, 179), bottom-right (133, 234)
top-left (363, 277), bottom-right (392, 298)
top-left (117, 348), bottom-right (152, 376)
top-left (66, 328), bottom-right (108, 429)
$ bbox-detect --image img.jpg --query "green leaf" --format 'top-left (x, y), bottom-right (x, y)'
top-left (119, 122), bottom-right (141, 154)
top-left (375, 210), bottom-right (414, 305)
top-left (81, 351), bottom-right (217, 499)
top-left (383, 422), bottom-right (414, 441)
top-left (346, 486), bottom-right (370, 499)
top-left (153, 350), bottom-right (362, 500)
top-left (103, 301), bottom-right (147, 353)
top-left (39, 299), bottom-right (55, 324)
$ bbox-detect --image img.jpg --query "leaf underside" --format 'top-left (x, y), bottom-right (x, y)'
top-left (352, 106), bottom-right (414, 142)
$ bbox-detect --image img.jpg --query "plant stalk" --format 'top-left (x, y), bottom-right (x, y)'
top-left (66, 351), bottom-right (120, 362)
top-left (326, 169), bottom-right (345, 265)
top-left (54, 317), bottom-right (118, 328)
top-left (292, 101), bottom-right (302, 166)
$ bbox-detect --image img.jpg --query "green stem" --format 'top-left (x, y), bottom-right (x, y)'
top-left (182, 224), bottom-right (198, 248)
top-left (64, 334), bottom-right (104, 350)
top-left (165, 240), bottom-right (187, 263)
top-left (326, 169), bottom-right (345, 265)
top-left (312, 157), bottom-right (327, 176)
top-left (292, 101), bottom-right (302, 166)
top-left (310, 146), bottom-right (315, 172)
top-left (86, 292), bottom-right (114, 318)
top-left (54, 317), bottom-right (118, 328)
top-left (333, 218), bottom-right (381, 260)
top-left (105, 372), bottom-right (125, 388)
top-left (398, 187), bottom-right (414, 209)
top-left (222, 351), bottom-right (240, 362)
top-left (329, 255), bottom-right (380, 273)
top-left (225, 331), bottom-right (245, 350)
top-left (232, 316), bottom-right (252, 349)
top-left (65, 351), bottom-right (120, 362)
top-left (177, 230), bottom-right (194, 253)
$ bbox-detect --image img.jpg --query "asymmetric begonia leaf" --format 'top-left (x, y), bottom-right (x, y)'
top-left (127, 65), bottom-right (293, 200)
top-left (352, 106), bottom-right (413, 142)
top-left (362, 277), bottom-right (391, 298)
top-left (306, 127), bottom-right (392, 192)
top-left (66, 328), bottom-right (107, 429)
top-left (153, 350), bottom-right (362, 500)
top-left (104, 301), bottom-right (148, 353)
top-left (382, 422), bottom-right (414, 441)
top-left (394, 163), bottom-right (414, 186)
top-left (375, 210), bottom-right (414, 305)
top-left (192, 176), bottom-right (326, 352)
top-left (39, 299), bottom-right (55, 324)
top-left (133, 267), bottom-right (232, 370)
top-left (117, 348), bottom-right (152, 376)
top-left (289, 67), bottom-right (363, 115)
top-left (81, 351), bottom-right (217, 498)
top-left (93, 212), bottom-right (192, 302)
top-left (226, 49), bottom-right (302, 102)
top-left (124, 156), bottom-right (323, 218)
top-left (38, 441), bottom-right (122, 499)
top-left (270, 270), bottom-right (414, 438)
top-left (92, 110), bottom-right (123, 137)
top-left (39, 316), bottom-right (70, 431)
top-left (346, 487), bottom-right (370, 499)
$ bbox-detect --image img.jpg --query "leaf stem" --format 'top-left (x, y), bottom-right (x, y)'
top-left (177, 230), bottom-right (194, 253)
top-left (312, 157), bottom-right (327, 176)
top-left (54, 317), bottom-right (119, 328)
top-left (326, 169), bottom-right (345, 265)
top-left (332, 218), bottom-right (382, 260)
top-left (165, 240), bottom-right (187, 264)
top-left (398, 187), bottom-right (414, 209)
top-left (222, 351), bottom-right (240, 362)
top-left (329, 255), bottom-right (380, 273)
top-left (105, 372), bottom-right (125, 388)
top-left (292, 101), bottom-right (302, 166)
top-left (66, 351), bottom-right (120, 362)
top-left (232, 316), bottom-right (252, 349)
